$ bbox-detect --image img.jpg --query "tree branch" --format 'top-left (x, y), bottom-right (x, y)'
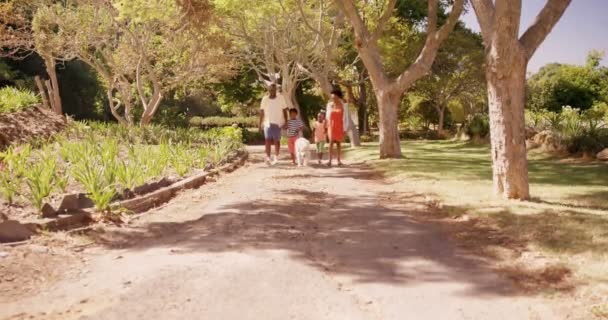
top-left (369, 0), bottom-right (397, 43)
top-left (519, 0), bottom-right (571, 60)
top-left (470, 0), bottom-right (495, 44)
top-left (393, 0), bottom-right (465, 92)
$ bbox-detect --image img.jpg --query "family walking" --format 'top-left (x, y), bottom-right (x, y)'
top-left (258, 83), bottom-right (351, 167)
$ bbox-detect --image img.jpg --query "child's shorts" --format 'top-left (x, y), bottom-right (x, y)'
top-left (316, 141), bottom-right (325, 153)
top-left (288, 136), bottom-right (298, 154)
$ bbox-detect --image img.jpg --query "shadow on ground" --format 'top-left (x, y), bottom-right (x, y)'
top-left (83, 161), bottom-right (577, 299)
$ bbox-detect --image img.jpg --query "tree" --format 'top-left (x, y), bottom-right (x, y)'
top-left (1, 0), bottom-right (64, 115)
top-left (527, 51), bottom-right (608, 113)
top-left (34, 0), bottom-right (233, 125)
top-left (213, 0), bottom-right (311, 115)
top-left (335, 0), bottom-right (464, 158)
top-left (471, 0), bottom-right (571, 199)
top-left (412, 26), bottom-right (485, 134)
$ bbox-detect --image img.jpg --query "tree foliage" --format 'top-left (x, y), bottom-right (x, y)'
top-left (527, 50), bottom-right (608, 112)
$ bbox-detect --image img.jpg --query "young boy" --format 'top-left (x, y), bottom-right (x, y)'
top-left (286, 108), bottom-right (305, 166)
top-left (312, 112), bottom-right (327, 164)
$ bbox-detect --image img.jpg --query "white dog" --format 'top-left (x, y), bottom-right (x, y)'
top-left (295, 137), bottom-right (311, 167)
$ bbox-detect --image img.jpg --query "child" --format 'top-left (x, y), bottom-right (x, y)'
top-left (312, 112), bottom-right (327, 165)
top-left (286, 108), bottom-right (305, 165)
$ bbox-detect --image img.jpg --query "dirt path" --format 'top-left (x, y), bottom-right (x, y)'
top-left (1, 147), bottom-right (559, 320)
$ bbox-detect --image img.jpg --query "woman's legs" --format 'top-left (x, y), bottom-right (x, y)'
top-left (336, 142), bottom-right (342, 165)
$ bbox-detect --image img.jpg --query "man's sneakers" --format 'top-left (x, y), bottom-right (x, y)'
top-left (265, 155), bottom-right (279, 166)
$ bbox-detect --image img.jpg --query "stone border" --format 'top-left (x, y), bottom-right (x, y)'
top-left (111, 150), bottom-right (248, 213)
top-left (0, 150), bottom-right (248, 243)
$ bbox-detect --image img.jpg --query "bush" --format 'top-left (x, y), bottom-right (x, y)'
top-left (359, 134), bottom-right (377, 143)
top-left (190, 116), bottom-right (258, 129)
top-left (400, 130), bottom-right (444, 140)
top-left (533, 105), bottom-right (608, 155)
top-left (242, 128), bottom-right (264, 145)
top-left (0, 87), bottom-right (39, 113)
top-left (464, 114), bottom-right (490, 139)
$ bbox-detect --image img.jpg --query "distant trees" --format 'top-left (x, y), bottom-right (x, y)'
top-left (411, 27), bottom-right (485, 135)
top-left (30, 0), bottom-right (233, 125)
top-left (528, 50), bottom-right (608, 113)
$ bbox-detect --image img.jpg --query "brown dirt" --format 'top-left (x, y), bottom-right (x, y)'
top-left (0, 106), bottom-right (67, 149)
top-left (0, 237), bottom-right (84, 304)
top-left (0, 147), bottom-right (590, 319)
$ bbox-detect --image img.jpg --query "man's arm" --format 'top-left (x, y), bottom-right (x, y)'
top-left (259, 109), bottom-right (265, 129)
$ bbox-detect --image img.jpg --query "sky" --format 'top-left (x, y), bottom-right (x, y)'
top-left (460, 1), bottom-right (608, 74)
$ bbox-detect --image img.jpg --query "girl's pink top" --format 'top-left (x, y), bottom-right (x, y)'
top-left (314, 120), bottom-right (327, 143)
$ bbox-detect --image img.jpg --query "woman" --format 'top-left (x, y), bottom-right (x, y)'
top-left (326, 88), bottom-right (350, 167)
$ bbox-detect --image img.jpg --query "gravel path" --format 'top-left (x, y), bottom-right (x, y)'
top-left (0, 147), bottom-right (558, 320)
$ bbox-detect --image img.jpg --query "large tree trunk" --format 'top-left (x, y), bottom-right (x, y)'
top-left (486, 54), bottom-right (529, 199)
top-left (376, 89), bottom-right (401, 158)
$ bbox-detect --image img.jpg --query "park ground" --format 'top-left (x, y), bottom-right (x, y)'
top-left (0, 142), bottom-right (607, 319)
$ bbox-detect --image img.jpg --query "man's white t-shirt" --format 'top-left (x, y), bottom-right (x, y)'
top-left (261, 95), bottom-right (287, 127)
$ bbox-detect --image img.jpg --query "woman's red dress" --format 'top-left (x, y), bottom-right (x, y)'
top-left (329, 107), bottom-right (344, 142)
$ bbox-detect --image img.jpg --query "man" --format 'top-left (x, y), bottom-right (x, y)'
top-left (259, 83), bottom-right (287, 165)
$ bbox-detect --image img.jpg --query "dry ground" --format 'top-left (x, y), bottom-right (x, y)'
top-left (0, 147), bottom-right (588, 319)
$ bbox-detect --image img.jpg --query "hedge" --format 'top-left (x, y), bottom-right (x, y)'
top-left (189, 116), bottom-right (258, 128)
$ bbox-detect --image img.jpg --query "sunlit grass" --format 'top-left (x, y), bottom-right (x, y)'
top-left (346, 141), bottom-right (608, 295)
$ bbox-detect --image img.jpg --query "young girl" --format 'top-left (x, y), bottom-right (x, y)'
top-left (312, 112), bottom-right (327, 165)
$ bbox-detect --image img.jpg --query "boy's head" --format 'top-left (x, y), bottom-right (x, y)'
top-left (317, 112), bottom-right (325, 121)
top-left (289, 108), bottom-right (298, 119)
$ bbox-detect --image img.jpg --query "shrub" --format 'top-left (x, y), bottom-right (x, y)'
top-left (464, 114), bottom-right (490, 139)
top-left (0, 87), bottom-right (39, 113)
top-left (190, 116), bottom-right (258, 129)
top-left (23, 147), bottom-right (57, 212)
top-left (242, 128), bottom-right (264, 144)
top-left (359, 134), bottom-right (377, 143)
top-left (566, 132), bottom-right (608, 155)
top-left (543, 106), bottom-right (608, 155)
top-left (0, 144), bottom-right (32, 204)
top-left (525, 109), bottom-right (548, 130)
top-left (400, 130), bottom-right (443, 140)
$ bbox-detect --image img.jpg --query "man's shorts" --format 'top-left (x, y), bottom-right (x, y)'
top-left (264, 123), bottom-right (281, 142)
top-left (288, 136), bottom-right (298, 154)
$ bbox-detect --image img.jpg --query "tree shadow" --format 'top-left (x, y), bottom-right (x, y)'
top-left (89, 188), bottom-right (525, 298)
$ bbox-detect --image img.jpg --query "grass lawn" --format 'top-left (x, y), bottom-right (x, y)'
top-left (347, 140), bottom-right (608, 309)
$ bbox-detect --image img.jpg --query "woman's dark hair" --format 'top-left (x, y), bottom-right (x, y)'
top-left (330, 88), bottom-right (343, 99)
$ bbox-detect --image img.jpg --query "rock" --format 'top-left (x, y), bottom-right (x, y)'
top-left (597, 148), bottom-right (608, 161)
top-left (525, 127), bottom-right (538, 140)
top-left (526, 140), bottom-right (540, 150)
top-left (0, 220), bottom-right (35, 243)
top-left (0, 251), bottom-right (9, 258)
top-left (41, 203), bottom-right (57, 218)
top-left (58, 193), bottom-right (94, 212)
top-left (28, 244), bottom-right (49, 253)
top-left (132, 178), bottom-right (172, 195)
top-left (532, 130), bottom-right (562, 151)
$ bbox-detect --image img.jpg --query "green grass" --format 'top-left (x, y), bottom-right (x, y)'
top-left (348, 140), bottom-right (608, 210)
top-left (347, 140), bottom-right (608, 297)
